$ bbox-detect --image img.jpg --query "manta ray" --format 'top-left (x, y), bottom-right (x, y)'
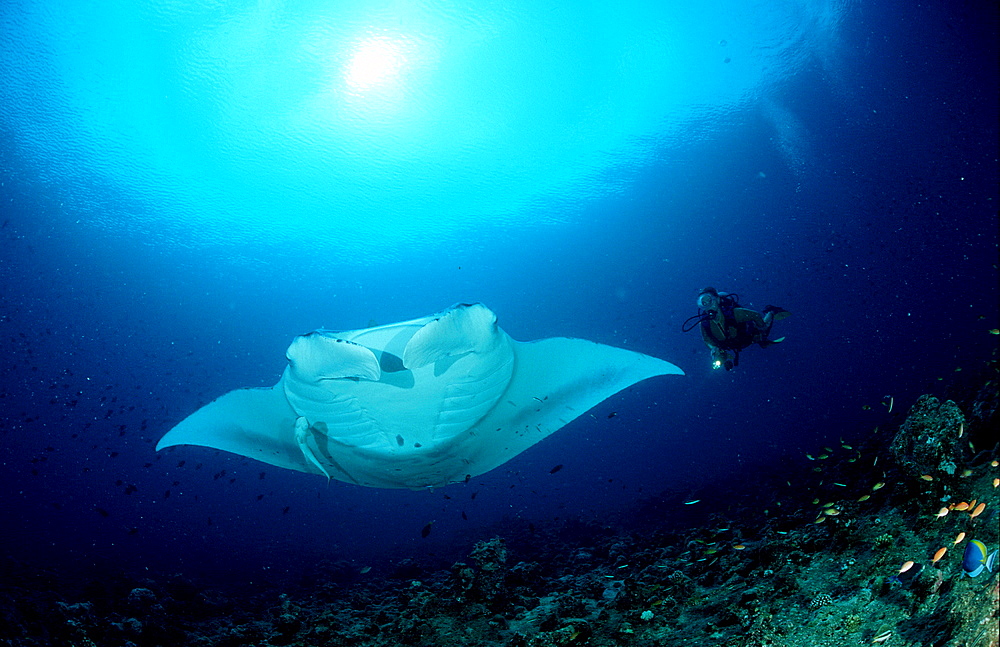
top-left (156, 303), bottom-right (683, 489)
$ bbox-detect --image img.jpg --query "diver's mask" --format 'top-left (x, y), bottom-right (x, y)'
top-left (697, 292), bottom-right (718, 311)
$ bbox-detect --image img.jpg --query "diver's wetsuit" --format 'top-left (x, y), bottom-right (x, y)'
top-left (700, 307), bottom-right (773, 369)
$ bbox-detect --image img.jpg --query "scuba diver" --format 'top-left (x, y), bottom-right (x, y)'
top-left (682, 287), bottom-right (790, 371)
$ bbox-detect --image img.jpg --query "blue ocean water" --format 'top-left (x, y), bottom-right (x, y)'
top-left (1, 0), bottom-right (997, 592)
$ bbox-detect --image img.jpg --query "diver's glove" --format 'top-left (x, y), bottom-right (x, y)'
top-left (763, 305), bottom-right (791, 321)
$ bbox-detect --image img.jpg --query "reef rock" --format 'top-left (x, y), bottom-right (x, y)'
top-left (890, 395), bottom-right (965, 478)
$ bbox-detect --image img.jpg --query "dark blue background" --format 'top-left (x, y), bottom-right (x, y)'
top-left (1, 0), bottom-right (997, 587)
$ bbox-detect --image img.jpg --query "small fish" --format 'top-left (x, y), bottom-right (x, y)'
top-left (960, 469), bottom-right (972, 478)
top-left (421, 521), bottom-right (434, 538)
top-left (993, 478), bottom-right (999, 488)
top-left (919, 474), bottom-right (934, 482)
top-left (891, 562), bottom-right (923, 586)
top-left (857, 495), bottom-right (871, 502)
top-left (962, 540), bottom-right (999, 577)
top-left (683, 499), bottom-right (700, 505)
top-left (359, 566), bottom-right (371, 574)
top-left (872, 482), bottom-right (885, 491)
top-left (549, 464), bottom-right (564, 474)
top-left (872, 630), bottom-right (893, 644)
top-left (935, 507), bottom-right (949, 518)
top-left (954, 501), bottom-right (970, 511)
top-left (954, 532), bottom-right (966, 545)
top-left (607, 412), bottom-right (617, 419)
top-left (969, 502), bottom-right (986, 519)
top-left (931, 547), bottom-right (947, 564)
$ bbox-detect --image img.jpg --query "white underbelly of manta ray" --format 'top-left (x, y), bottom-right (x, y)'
top-left (156, 303), bottom-right (684, 489)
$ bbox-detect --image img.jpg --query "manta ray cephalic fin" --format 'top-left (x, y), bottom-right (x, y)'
top-left (295, 417), bottom-right (331, 482)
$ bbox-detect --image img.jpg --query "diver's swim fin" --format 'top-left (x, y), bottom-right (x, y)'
top-left (759, 336), bottom-right (785, 348)
top-left (763, 305), bottom-right (791, 322)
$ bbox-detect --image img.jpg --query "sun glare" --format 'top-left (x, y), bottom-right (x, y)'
top-left (344, 38), bottom-right (405, 90)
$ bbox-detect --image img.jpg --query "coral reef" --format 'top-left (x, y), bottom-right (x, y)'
top-left (890, 395), bottom-right (965, 478)
top-left (2, 361), bottom-right (998, 647)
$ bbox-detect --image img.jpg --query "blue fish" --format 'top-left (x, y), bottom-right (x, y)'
top-left (962, 540), bottom-right (998, 578)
